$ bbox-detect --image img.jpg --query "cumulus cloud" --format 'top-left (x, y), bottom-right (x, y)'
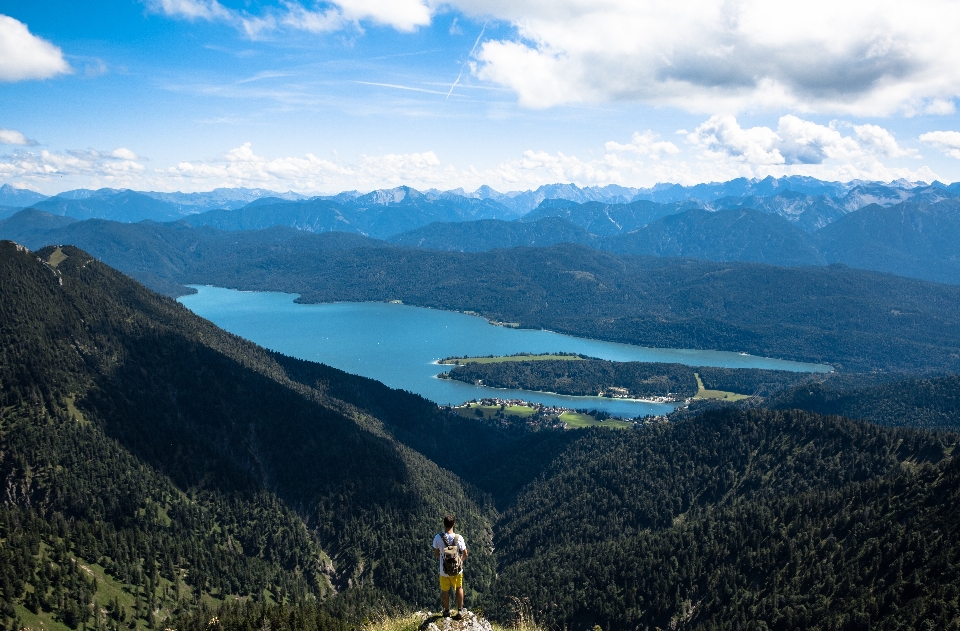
top-left (2, 121), bottom-right (938, 195)
top-left (687, 115), bottom-right (915, 167)
top-left (920, 131), bottom-right (960, 159)
top-left (854, 124), bottom-right (919, 158)
top-left (111, 148), bottom-right (139, 161)
top-left (0, 128), bottom-right (37, 146)
top-left (450, 0), bottom-right (960, 114)
top-left (335, 0), bottom-right (431, 31)
top-left (0, 15), bottom-right (70, 82)
top-left (0, 148), bottom-right (146, 190)
top-left (922, 131), bottom-right (960, 158)
top-left (605, 131), bottom-right (680, 160)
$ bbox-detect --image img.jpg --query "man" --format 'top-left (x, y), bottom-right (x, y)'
top-left (432, 514), bottom-right (468, 619)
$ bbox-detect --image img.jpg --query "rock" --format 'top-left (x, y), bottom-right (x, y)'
top-left (415, 610), bottom-right (493, 631)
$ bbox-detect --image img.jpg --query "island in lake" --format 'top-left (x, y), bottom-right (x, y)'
top-left (439, 353), bottom-right (815, 402)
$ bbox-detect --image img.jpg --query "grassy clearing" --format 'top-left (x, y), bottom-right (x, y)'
top-left (363, 613), bottom-right (423, 631)
top-left (46, 247), bottom-right (67, 268)
top-left (692, 373), bottom-right (750, 402)
top-left (560, 411), bottom-right (633, 430)
top-left (15, 602), bottom-right (71, 631)
top-left (16, 551), bottom-right (187, 631)
top-left (439, 354), bottom-right (584, 365)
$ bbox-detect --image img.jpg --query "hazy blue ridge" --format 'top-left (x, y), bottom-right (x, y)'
top-left (32, 189), bottom-right (187, 222)
top-left (0, 183), bottom-right (48, 207)
top-left (388, 217), bottom-right (597, 251)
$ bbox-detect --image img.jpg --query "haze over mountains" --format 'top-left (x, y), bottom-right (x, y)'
top-left (5, 175), bottom-right (960, 227)
top-left (3, 174), bottom-right (960, 285)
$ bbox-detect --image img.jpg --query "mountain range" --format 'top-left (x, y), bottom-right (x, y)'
top-left (3, 175), bottom-right (959, 232)
top-left (389, 199), bottom-right (960, 285)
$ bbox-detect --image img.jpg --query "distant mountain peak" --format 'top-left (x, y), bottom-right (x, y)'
top-left (0, 183), bottom-right (49, 208)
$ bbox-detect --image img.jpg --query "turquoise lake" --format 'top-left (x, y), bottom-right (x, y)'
top-left (179, 286), bottom-right (832, 418)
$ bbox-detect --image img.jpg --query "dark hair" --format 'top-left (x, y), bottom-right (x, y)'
top-left (443, 514), bottom-right (455, 530)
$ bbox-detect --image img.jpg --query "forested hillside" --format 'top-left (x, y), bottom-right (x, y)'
top-left (389, 217), bottom-right (596, 251)
top-left (444, 358), bottom-right (810, 399)
top-left (769, 373), bottom-right (960, 429)
top-left (0, 211), bottom-right (390, 296)
top-left (0, 241), bottom-right (496, 630)
top-left (491, 409), bottom-right (960, 630)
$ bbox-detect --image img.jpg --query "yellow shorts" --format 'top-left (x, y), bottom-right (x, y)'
top-left (439, 574), bottom-right (463, 591)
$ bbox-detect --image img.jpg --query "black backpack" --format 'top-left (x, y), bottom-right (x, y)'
top-left (439, 533), bottom-right (463, 575)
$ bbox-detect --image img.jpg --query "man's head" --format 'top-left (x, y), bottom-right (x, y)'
top-left (443, 514), bottom-right (455, 531)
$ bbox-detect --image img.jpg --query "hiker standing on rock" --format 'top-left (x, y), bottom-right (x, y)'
top-left (433, 514), bottom-right (468, 619)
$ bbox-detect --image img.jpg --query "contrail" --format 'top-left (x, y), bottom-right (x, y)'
top-left (443, 22), bottom-right (487, 104)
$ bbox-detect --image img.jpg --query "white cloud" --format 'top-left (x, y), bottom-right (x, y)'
top-left (681, 115), bottom-right (935, 183)
top-left (0, 148), bottom-right (146, 190)
top-left (920, 131), bottom-right (960, 159)
top-left (0, 128), bottom-right (36, 146)
top-left (853, 124), bottom-right (918, 158)
top-left (687, 115), bottom-right (907, 166)
top-left (448, 0), bottom-right (960, 114)
top-left (149, 0), bottom-right (430, 36)
top-left (150, 0), bottom-right (233, 21)
top-left (0, 15), bottom-right (70, 82)
top-left (2, 120), bottom-right (940, 195)
top-left (279, 4), bottom-right (344, 33)
top-left (111, 148), bottom-right (139, 161)
top-left (605, 131), bottom-right (680, 160)
top-left (335, 0), bottom-right (431, 31)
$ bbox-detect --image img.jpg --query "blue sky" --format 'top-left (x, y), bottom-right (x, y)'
top-left (2, 0), bottom-right (960, 194)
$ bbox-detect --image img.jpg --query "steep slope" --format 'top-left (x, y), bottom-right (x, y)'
top-left (32, 189), bottom-right (186, 222)
top-left (186, 187), bottom-right (515, 238)
top-left (815, 199), bottom-right (960, 284)
top-left (520, 199), bottom-right (690, 235)
top-left (144, 188), bottom-right (307, 211)
top-left (490, 408), bottom-right (960, 630)
top-left (0, 208), bottom-right (78, 239)
top-left (769, 373), bottom-right (960, 429)
top-left (0, 211), bottom-right (390, 296)
top-left (389, 217), bottom-right (596, 251)
top-left (607, 207), bottom-right (825, 266)
top-left (710, 190), bottom-right (849, 231)
top-left (185, 199), bottom-right (354, 233)
top-left (0, 183), bottom-right (47, 208)
top-left (0, 241), bottom-right (496, 626)
top-left (638, 175), bottom-right (851, 203)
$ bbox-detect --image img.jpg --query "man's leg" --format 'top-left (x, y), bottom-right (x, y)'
top-left (441, 589), bottom-right (450, 613)
top-left (455, 586), bottom-right (464, 610)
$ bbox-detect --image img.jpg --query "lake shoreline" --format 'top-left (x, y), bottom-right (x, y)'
top-left (180, 286), bottom-right (830, 417)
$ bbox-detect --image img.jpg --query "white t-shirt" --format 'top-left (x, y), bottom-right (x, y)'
top-left (432, 532), bottom-right (467, 576)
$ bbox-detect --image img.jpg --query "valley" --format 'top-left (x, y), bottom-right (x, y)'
top-left (177, 285), bottom-right (826, 417)
top-left (3, 175), bottom-right (960, 631)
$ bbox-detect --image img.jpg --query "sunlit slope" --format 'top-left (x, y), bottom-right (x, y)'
top-left (490, 409), bottom-right (960, 630)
